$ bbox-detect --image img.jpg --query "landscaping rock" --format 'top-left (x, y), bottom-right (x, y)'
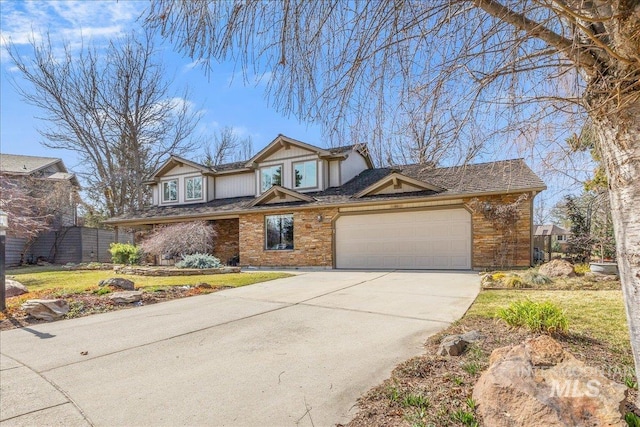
top-left (6, 279), bottom-right (28, 297)
top-left (437, 330), bottom-right (485, 356)
top-left (99, 277), bottom-right (135, 290)
top-left (109, 291), bottom-right (143, 304)
top-left (539, 259), bottom-right (576, 278)
top-left (21, 299), bottom-right (69, 321)
top-left (473, 335), bottom-right (627, 427)
top-left (196, 283), bottom-right (212, 289)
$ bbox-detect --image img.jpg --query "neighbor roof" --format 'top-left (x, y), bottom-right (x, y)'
top-left (534, 224), bottom-right (571, 236)
top-left (0, 153), bottom-right (65, 175)
top-left (106, 158), bottom-right (545, 226)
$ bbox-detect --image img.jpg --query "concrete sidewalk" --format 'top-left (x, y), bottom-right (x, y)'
top-left (0, 270), bottom-right (479, 426)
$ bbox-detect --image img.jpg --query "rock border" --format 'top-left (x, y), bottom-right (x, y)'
top-left (113, 266), bottom-right (241, 276)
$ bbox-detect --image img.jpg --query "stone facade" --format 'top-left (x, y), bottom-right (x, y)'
top-left (213, 219), bottom-right (240, 264)
top-left (465, 193), bottom-right (533, 269)
top-left (239, 208), bottom-right (338, 267)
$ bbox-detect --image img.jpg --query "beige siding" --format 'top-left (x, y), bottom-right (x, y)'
top-left (162, 163), bottom-right (201, 176)
top-left (329, 160), bottom-right (340, 187)
top-left (207, 176), bottom-right (215, 200)
top-left (216, 172), bottom-right (255, 199)
top-left (262, 145), bottom-right (316, 161)
top-left (371, 181), bottom-right (425, 195)
top-left (151, 185), bottom-right (158, 205)
top-left (340, 152), bottom-right (369, 184)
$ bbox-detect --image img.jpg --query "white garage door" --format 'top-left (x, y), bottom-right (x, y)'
top-left (335, 208), bottom-right (471, 270)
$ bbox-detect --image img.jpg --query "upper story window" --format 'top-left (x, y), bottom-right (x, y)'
top-left (261, 165), bottom-right (282, 192)
top-left (162, 179), bottom-right (178, 202)
top-left (185, 176), bottom-right (203, 200)
top-left (293, 160), bottom-right (317, 189)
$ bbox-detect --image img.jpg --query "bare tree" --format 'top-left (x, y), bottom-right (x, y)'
top-left (202, 126), bottom-right (253, 166)
top-left (0, 174), bottom-right (77, 240)
top-left (5, 30), bottom-right (200, 216)
top-left (144, 1), bottom-right (640, 396)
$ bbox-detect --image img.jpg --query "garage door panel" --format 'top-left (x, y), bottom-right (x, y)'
top-left (336, 209), bottom-right (471, 270)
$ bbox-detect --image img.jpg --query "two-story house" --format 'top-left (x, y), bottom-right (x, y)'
top-left (105, 134), bottom-right (546, 270)
top-left (1, 153), bottom-right (133, 265)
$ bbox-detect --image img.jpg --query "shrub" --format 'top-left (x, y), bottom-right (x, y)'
top-left (497, 299), bottom-right (568, 334)
top-left (491, 272), bottom-right (507, 281)
top-left (176, 253), bottom-right (222, 269)
top-left (504, 275), bottom-right (530, 288)
top-left (139, 221), bottom-right (216, 258)
top-left (109, 243), bottom-right (143, 265)
top-left (521, 271), bottom-right (552, 286)
top-left (574, 263), bottom-right (591, 275)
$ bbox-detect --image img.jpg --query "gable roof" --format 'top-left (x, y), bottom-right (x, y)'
top-left (0, 153), bottom-right (65, 175)
top-left (353, 171), bottom-right (444, 198)
top-left (396, 159), bottom-right (546, 195)
top-left (147, 155), bottom-right (215, 182)
top-left (534, 224), bottom-right (571, 236)
top-left (245, 134), bottom-right (373, 167)
top-left (246, 134), bottom-right (331, 166)
top-left (248, 185), bottom-right (316, 207)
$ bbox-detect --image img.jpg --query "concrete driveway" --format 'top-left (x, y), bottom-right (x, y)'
top-left (0, 270), bottom-right (479, 426)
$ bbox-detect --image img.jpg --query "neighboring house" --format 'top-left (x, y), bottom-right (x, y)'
top-left (1, 153), bottom-right (80, 226)
top-left (105, 134), bottom-right (546, 270)
top-left (534, 224), bottom-right (572, 261)
top-left (0, 153), bottom-right (132, 266)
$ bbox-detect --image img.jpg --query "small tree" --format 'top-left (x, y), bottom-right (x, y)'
top-left (139, 221), bottom-right (216, 258)
top-left (0, 173), bottom-right (78, 239)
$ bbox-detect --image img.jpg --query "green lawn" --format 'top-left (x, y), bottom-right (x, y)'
top-left (467, 289), bottom-right (630, 354)
top-left (6, 267), bottom-right (293, 294)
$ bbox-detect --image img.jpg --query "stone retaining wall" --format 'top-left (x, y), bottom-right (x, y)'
top-left (114, 266), bottom-right (241, 276)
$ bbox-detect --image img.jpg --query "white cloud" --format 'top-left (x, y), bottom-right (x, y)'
top-left (0, 0), bottom-right (144, 49)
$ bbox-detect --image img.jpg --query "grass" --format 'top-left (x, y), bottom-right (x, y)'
top-left (496, 299), bottom-right (568, 334)
top-left (467, 289), bottom-right (630, 354)
top-left (349, 278), bottom-right (635, 427)
top-left (6, 267), bottom-right (292, 293)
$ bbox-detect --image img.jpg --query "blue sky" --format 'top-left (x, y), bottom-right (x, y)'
top-left (0, 0), bottom-right (323, 170)
top-left (0, 0), bottom-right (592, 220)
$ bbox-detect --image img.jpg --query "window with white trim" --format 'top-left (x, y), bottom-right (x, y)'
top-left (162, 180), bottom-right (178, 202)
top-left (265, 214), bottom-right (294, 250)
top-left (261, 165), bottom-right (282, 192)
top-left (185, 176), bottom-right (203, 200)
top-left (293, 160), bottom-right (317, 189)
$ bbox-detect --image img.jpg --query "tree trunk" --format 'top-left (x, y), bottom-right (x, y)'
top-left (591, 98), bottom-right (640, 405)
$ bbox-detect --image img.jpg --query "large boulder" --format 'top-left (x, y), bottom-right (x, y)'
top-left (99, 277), bottom-right (135, 290)
top-left (109, 291), bottom-right (143, 304)
top-left (21, 299), bottom-right (69, 321)
top-left (539, 259), bottom-right (576, 278)
top-left (473, 335), bottom-right (627, 427)
top-left (6, 279), bottom-right (28, 297)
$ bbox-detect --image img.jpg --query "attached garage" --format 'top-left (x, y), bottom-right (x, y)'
top-left (335, 208), bottom-right (472, 270)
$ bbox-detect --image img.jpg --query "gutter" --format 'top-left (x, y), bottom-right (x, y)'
top-left (103, 186), bottom-right (546, 227)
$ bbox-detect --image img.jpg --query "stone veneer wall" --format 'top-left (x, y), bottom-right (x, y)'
top-left (239, 208), bottom-right (338, 267)
top-left (465, 193), bottom-right (533, 269)
top-left (213, 219), bottom-right (240, 264)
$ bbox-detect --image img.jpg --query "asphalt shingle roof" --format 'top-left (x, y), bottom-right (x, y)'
top-left (0, 154), bottom-right (64, 174)
top-left (107, 158), bottom-right (544, 224)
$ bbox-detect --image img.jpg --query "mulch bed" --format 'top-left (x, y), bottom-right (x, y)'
top-left (0, 285), bottom-right (230, 331)
top-left (346, 316), bottom-right (638, 427)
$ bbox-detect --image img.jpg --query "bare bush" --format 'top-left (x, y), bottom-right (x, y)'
top-left (139, 221), bottom-right (216, 258)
